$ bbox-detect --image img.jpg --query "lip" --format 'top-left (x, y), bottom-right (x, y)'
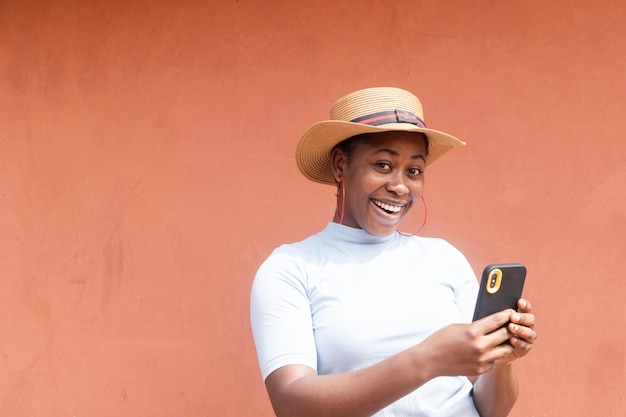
top-left (371, 198), bottom-right (407, 217)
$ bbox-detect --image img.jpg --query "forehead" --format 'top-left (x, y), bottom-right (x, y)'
top-left (350, 131), bottom-right (427, 154)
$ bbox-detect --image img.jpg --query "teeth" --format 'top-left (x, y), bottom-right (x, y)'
top-left (373, 200), bottom-right (402, 213)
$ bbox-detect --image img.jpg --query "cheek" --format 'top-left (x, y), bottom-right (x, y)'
top-left (344, 172), bottom-right (374, 198)
top-left (344, 184), bottom-right (374, 218)
top-left (347, 187), bottom-right (370, 209)
top-left (409, 179), bottom-right (424, 195)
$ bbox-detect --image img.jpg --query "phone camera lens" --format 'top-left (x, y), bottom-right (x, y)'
top-left (490, 273), bottom-right (497, 287)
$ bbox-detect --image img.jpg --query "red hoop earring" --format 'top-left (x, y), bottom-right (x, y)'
top-left (335, 177), bottom-right (345, 225)
top-left (398, 195), bottom-right (428, 236)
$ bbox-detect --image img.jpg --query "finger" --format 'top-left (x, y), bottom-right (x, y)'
top-left (517, 298), bottom-right (532, 312)
top-left (484, 325), bottom-right (512, 347)
top-left (509, 322), bottom-right (537, 344)
top-left (510, 312), bottom-right (536, 329)
top-left (475, 310), bottom-right (513, 334)
top-left (510, 336), bottom-right (534, 357)
top-left (488, 341), bottom-right (515, 362)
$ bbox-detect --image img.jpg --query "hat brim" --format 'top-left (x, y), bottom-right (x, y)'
top-left (296, 120), bottom-right (466, 185)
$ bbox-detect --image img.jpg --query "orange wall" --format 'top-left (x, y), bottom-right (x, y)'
top-left (1, 1), bottom-right (625, 416)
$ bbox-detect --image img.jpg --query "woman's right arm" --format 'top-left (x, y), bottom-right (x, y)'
top-left (264, 311), bottom-right (515, 417)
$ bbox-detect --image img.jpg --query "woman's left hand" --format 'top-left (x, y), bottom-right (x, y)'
top-left (499, 298), bottom-right (537, 363)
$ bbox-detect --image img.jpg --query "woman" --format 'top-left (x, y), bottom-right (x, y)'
top-left (250, 87), bottom-right (536, 417)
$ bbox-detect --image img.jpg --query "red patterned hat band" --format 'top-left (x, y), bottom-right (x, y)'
top-left (350, 109), bottom-right (426, 128)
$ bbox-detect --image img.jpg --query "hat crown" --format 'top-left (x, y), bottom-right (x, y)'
top-left (330, 87), bottom-right (425, 123)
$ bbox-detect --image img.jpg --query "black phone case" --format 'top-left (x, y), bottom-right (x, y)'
top-left (472, 263), bottom-right (526, 321)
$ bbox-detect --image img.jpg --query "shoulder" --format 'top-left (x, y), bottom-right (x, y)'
top-left (253, 231), bottom-right (328, 289)
top-left (259, 232), bottom-right (323, 269)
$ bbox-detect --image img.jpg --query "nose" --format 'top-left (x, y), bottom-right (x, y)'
top-left (386, 173), bottom-right (409, 195)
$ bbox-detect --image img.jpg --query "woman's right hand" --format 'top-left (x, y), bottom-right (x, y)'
top-left (415, 309), bottom-right (515, 378)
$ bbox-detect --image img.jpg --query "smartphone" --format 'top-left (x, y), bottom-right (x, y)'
top-left (472, 263), bottom-right (526, 321)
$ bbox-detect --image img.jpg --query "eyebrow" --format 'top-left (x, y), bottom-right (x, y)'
top-left (372, 148), bottom-right (426, 162)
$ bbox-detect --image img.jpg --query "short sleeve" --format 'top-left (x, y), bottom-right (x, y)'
top-left (250, 247), bottom-right (318, 381)
top-left (449, 247), bottom-right (479, 322)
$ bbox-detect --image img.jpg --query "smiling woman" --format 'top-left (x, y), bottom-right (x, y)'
top-left (250, 87), bottom-right (537, 417)
top-left (330, 131), bottom-right (427, 237)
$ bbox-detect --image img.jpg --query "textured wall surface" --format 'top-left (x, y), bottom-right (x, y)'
top-left (1, 0), bottom-right (625, 416)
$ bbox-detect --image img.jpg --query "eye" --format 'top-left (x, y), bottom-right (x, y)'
top-left (407, 166), bottom-right (423, 176)
top-left (375, 162), bottom-right (392, 171)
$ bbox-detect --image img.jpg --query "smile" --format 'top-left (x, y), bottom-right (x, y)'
top-left (372, 199), bottom-right (403, 214)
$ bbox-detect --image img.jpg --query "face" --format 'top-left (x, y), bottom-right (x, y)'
top-left (331, 131), bottom-right (427, 236)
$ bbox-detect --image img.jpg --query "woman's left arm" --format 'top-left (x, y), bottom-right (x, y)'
top-left (471, 298), bottom-right (537, 417)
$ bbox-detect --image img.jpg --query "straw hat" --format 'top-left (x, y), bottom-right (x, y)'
top-left (295, 87), bottom-right (466, 185)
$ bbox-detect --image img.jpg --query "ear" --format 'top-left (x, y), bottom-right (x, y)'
top-left (330, 147), bottom-right (347, 183)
